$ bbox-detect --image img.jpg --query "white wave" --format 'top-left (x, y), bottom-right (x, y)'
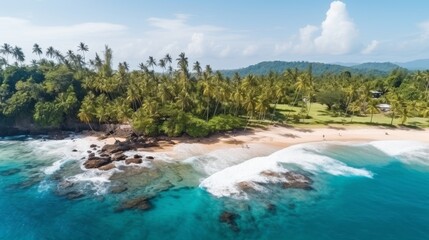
top-left (65, 169), bottom-right (115, 195)
top-left (369, 140), bottom-right (428, 156)
top-left (369, 140), bottom-right (429, 166)
top-left (200, 143), bottom-right (373, 198)
top-left (183, 143), bottom-right (278, 176)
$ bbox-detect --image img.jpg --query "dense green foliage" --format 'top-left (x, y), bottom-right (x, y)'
top-left (220, 61), bottom-right (404, 77)
top-left (1, 43), bottom-right (429, 137)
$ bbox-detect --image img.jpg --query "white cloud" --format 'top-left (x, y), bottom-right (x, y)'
top-left (186, 32), bottom-right (205, 56)
top-left (361, 40), bottom-right (379, 54)
top-left (0, 16), bottom-right (127, 62)
top-left (314, 1), bottom-right (358, 54)
top-left (242, 45), bottom-right (258, 56)
top-left (282, 1), bottom-right (358, 56)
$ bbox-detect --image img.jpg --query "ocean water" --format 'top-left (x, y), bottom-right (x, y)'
top-left (0, 137), bottom-right (429, 240)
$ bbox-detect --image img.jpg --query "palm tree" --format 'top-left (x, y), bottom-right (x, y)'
top-left (46, 46), bottom-right (55, 59)
top-left (12, 46), bottom-right (25, 65)
top-left (32, 43), bottom-right (43, 60)
top-left (77, 42), bottom-right (89, 63)
top-left (164, 54), bottom-right (172, 67)
top-left (147, 56), bottom-right (157, 72)
top-left (176, 52), bottom-right (188, 74)
top-left (367, 98), bottom-right (379, 123)
top-left (0, 43), bottom-right (12, 63)
top-left (193, 61), bottom-right (202, 76)
top-left (158, 59), bottom-right (166, 73)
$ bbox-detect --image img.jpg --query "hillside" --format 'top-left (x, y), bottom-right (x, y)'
top-left (351, 62), bottom-right (402, 72)
top-left (396, 59), bottom-right (429, 70)
top-left (220, 61), bottom-right (399, 77)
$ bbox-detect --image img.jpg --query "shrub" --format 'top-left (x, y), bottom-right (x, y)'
top-left (185, 115), bottom-right (211, 137)
top-left (208, 114), bottom-right (244, 132)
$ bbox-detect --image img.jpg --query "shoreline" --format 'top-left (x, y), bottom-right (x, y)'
top-left (95, 125), bottom-right (429, 158)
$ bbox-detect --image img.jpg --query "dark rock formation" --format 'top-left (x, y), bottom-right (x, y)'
top-left (115, 196), bottom-right (152, 212)
top-left (134, 154), bottom-right (142, 159)
top-left (72, 149), bottom-right (78, 152)
top-left (0, 168), bottom-right (21, 176)
top-left (145, 156), bottom-right (154, 160)
top-left (84, 157), bottom-right (112, 168)
top-left (99, 163), bottom-right (116, 171)
top-left (110, 185), bottom-right (128, 194)
top-left (101, 143), bottom-right (133, 154)
top-left (219, 211), bottom-right (240, 232)
top-left (260, 170), bottom-right (314, 190)
top-left (112, 152), bottom-right (127, 161)
top-left (90, 144), bottom-right (98, 148)
top-left (125, 158), bottom-right (142, 165)
top-left (282, 172), bottom-right (313, 190)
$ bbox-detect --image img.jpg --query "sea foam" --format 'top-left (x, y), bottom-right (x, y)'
top-left (369, 141), bottom-right (429, 166)
top-left (200, 143), bottom-right (373, 198)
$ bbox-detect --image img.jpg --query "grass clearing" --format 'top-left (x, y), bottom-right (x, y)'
top-left (275, 103), bottom-right (429, 128)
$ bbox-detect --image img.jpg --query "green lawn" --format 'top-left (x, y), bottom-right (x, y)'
top-left (275, 103), bottom-right (429, 128)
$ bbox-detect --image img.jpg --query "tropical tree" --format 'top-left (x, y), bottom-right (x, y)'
top-left (0, 43), bottom-right (13, 63)
top-left (32, 43), bottom-right (43, 60)
top-left (77, 42), bottom-right (89, 63)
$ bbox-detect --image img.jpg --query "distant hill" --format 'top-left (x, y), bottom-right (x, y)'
top-left (350, 62), bottom-right (402, 72)
top-left (396, 59), bottom-right (429, 70)
top-left (219, 61), bottom-right (399, 77)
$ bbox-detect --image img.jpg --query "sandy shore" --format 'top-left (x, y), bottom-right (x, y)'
top-left (95, 125), bottom-right (429, 157)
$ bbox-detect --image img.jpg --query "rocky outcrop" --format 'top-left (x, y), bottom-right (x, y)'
top-left (112, 152), bottom-right (127, 161)
top-left (260, 170), bottom-right (313, 190)
top-left (101, 143), bottom-right (133, 154)
top-left (0, 168), bottom-right (21, 176)
top-left (83, 157), bottom-right (112, 169)
top-left (282, 171), bottom-right (313, 190)
top-left (219, 211), bottom-right (240, 232)
top-left (98, 163), bottom-right (116, 171)
top-left (115, 196), bottom-right (152, 212)
top-left (125, 158), bottom-right (142, 165)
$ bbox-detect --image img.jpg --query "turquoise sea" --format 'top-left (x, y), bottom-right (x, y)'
top-left (0, 136), bottom-right (428, 240)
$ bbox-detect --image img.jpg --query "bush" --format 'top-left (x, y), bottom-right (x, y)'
top-left (132, 108), bottom-right (159, 136)
top-left (185, 115), bottom-right (211, 137)
top-left (208, 114), bottom-right (244, 132)
top-left (160, 112), bottom-right (188, 137)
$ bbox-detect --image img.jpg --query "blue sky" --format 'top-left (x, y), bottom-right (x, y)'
top-left (2, 0), bottom-right (429, 69)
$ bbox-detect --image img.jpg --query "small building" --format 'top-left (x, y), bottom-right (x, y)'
top-left (377, 103), bottom-right (391, 112)
top-left (370, 90), bottom-right (382, 98)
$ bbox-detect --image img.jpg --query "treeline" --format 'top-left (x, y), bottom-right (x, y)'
top-left (0, 43), bottom-right (428, 137)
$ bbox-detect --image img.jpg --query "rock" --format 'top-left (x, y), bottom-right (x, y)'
top-left (72, 149), bottom-right (78, 152)
top-left (282, 172), bottom-right (313, 190)
top-left (64, 191), bottom-right (84, 200)
top-left (87, 150), bottom-right (92, 153)
top-left (90, 144), bottom-right (97, 148)
top-left (99, 163), bottom-right (116, 171)
top-left (267, 203), bottom-right (277, 213)
top-left (101, 143), bottom-right (133, 154)
top-left (134, 154), bottom-right (142, 159)
top-left (236, 181), bottom-right (257, 192)
top-left (84, 157), bottom-right (112, 169)
top-left (125, 158), bottom-right (142, 165)
top-left (88, 153), bottom-right (95, 158)
top-left (145, 156), bottom-right (154, 160)
top-left (58, 180), bottom-right (74, 189)
top-left (115, 196), bottom-right (152, 212)
top-left (219, 211), bottom-right (240, 232)
top-left (110, 185), bottom-right (128, 194)
top-left (100, 153), bottom-right (110, 157)
top-left (112, 152), bottom-right (127, 161)
top-left (0, 168), bottom-right (21, 176)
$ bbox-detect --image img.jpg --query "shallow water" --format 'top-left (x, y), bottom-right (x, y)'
top-left (0, 138), bottom-right (428, 239)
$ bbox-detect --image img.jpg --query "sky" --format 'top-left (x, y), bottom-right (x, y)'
top-left (1, 0), bottom-right (429, 69)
